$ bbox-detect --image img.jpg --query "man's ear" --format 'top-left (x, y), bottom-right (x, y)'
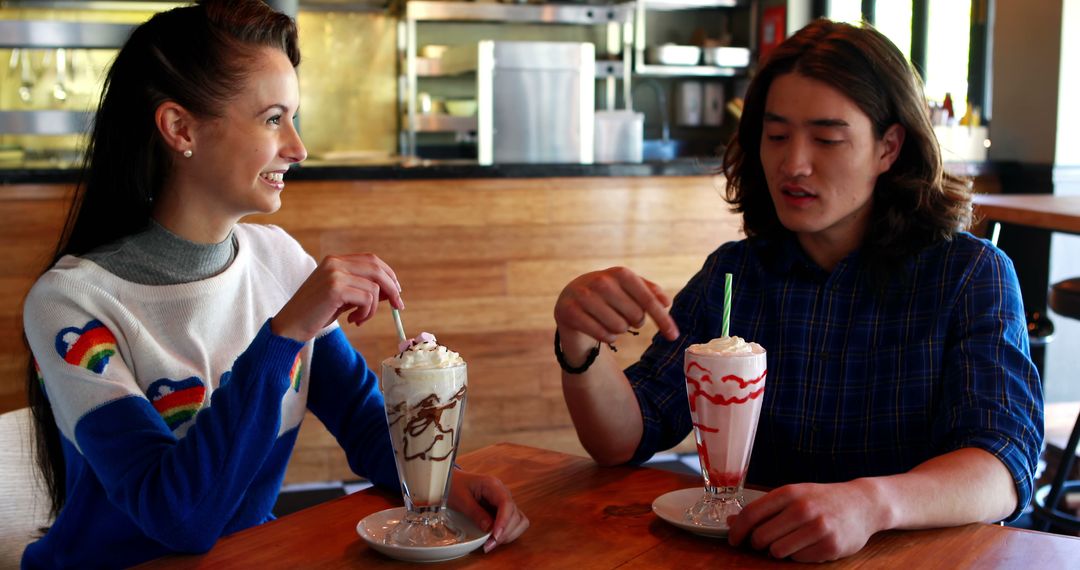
top-left (155, 101), bottom-right (195, 156)
top-left (877, 123), bottom-right (906, 174)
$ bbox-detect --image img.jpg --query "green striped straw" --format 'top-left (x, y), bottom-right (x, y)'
top-left (721, 273), bottom-right (733, 338)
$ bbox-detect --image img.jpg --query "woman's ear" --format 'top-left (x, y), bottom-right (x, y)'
top-left (877, 123), bottom-right (906, 174)
top-left (154, 101), bottom-right (195, 156)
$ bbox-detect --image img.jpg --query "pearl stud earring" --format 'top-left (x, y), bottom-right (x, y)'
top-left (183, 149), bottom-right (193, 158)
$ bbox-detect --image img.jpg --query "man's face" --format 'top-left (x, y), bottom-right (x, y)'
top-left (760, 72), bottom-right (901, 249)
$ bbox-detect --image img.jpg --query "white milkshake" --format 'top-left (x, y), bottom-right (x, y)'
top-left (380, 333), bottom-right (468, 546)
top-left (683, 335), bottom-right (767, 526)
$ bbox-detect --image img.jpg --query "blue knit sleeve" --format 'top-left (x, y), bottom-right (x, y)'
top-left (306, 328), bottom-right (398, 490)
top-left (936, 243), bottom-right (1044, 522)
top-left (69, 320), bottom-right (302, 553)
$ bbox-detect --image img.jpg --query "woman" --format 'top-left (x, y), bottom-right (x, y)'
top-left (22, 2), bottom-right (526, 567)
top-left (553, 20), bottom-right (1041, 562)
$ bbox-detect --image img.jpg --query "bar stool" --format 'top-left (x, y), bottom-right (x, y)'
top-left (1033, 277), bottom-right (1080, 533)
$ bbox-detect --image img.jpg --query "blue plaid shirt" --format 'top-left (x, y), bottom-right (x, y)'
top-left (626, 232), bottom-right (1043, 520)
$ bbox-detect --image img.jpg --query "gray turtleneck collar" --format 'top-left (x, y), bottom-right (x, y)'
top-left (82, 219), bottom-right (238, 285)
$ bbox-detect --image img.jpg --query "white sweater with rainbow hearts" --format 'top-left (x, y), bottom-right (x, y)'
top-left (22, 223), bottom-right (396, 569)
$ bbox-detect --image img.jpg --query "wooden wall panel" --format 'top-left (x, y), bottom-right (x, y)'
top-left (1, 176), bottom-right (742, 484)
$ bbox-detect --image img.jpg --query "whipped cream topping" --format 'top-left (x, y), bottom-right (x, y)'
top-left (390, 332), bottom-right (464, 369)
top-left (688, 335), bottom-right (764, 355)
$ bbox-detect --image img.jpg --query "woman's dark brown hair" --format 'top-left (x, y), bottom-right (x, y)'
top-left (722, 19), bottom-right (972, 274)
top-left (27, 0), bottom-right (300, 520)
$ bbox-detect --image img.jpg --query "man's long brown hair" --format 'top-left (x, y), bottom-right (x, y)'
top-left (723, 19), bottom-right (972, 278)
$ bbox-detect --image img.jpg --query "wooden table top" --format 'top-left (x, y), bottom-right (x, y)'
top-left (139, 443), bottom-right (1080, 569)
top-left (973, 193), bottom-right (1080, 234)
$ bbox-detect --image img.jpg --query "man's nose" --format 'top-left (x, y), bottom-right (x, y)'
top-left (779, 137), bottom-right (812, 178)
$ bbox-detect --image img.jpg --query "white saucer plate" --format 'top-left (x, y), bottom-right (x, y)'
top-left (652, 487), bottom-right (766, 538)
top-left (356, 507), bottom-right (491, 563)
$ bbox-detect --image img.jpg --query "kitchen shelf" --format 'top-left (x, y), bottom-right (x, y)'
top-left (418, 56), bottom-right (625, 80)
top-left (406, 1), bottom-right (635, 25)
top-left (0, 21), bottom-right (134, 49)
top-left (0, 110), bottom-right (93, 136)
top-left (632, 0), bottom-right (757, 84)
top-left (641, 0), bottom-right (745, 11)
top-left (407, 113), bottom-right (477, 133)
top-left (399, 1), bottom-right (635, 158)
top-left (634, 63), bottom-right (741, 77)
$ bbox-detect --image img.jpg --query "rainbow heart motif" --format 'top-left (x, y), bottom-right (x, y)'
top-left (55, 320), bottom-right (118, 374)
top-left (289, 354), bottom-right (303, 393)
top-left (147, 377), bottom-right (206, 431)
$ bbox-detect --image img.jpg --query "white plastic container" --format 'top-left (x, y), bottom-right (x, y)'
top-left (594, 110), bottom-right (644, 163)
top-left (703, 46), bottom-right (751, 68)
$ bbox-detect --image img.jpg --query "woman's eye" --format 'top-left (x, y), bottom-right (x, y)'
top-left (268, 115), bottom-right (282, 126)
top-left (765, 134), bottom-right (787, 142)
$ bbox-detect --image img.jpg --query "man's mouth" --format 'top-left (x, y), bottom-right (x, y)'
top-left (781, 183), bottom-right (815, 198)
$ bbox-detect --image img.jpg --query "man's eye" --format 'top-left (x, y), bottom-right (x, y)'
top-left (816, 138), bottom-right (843, 145)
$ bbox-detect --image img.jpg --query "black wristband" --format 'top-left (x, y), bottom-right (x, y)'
top-left (554, 329), bottom-right (601, 374)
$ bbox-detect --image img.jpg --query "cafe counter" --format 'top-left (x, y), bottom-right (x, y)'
top-left (0, 158), bottom-right (722, 186)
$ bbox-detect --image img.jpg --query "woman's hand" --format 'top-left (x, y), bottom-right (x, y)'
top-left (553, 267), bottom-right (679, 354)
top-left (447, 470), bottom-right (529, 553)
top-left (272, 254), bottom-right (404, 342)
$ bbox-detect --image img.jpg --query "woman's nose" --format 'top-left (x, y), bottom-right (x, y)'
top-left (282, 122), bottom-right (307, 164)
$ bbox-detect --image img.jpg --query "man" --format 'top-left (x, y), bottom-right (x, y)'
top-left (552, 19), bottom-right (1042, 562)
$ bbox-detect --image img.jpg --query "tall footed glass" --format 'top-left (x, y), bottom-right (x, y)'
top-left (380, 360), bottom-right (468, 547)
top-left (682, 341), bottom-right (767, 527)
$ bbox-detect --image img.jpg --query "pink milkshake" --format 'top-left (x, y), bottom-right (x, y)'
top-left (683, 336), bottom-right (767, 526)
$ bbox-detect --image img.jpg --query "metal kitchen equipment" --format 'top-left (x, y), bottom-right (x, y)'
top-left (477, 41), bottom-right (596, 164)
top-left (398, 1), bottom-right (633, 159)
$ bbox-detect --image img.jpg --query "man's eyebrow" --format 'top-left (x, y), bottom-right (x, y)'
top-left (808, 118), bottom-right (850, 128)
top-left (763, 112), bottom-right (850, 128)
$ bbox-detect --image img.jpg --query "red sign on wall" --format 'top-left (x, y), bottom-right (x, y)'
top-left (759, 6), bottom-right (787, 63)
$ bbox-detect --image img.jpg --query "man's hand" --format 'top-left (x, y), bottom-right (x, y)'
top-left (447, 470), bottom-right (530, 553)
top-left (553, 267), bottom-right (679, 349)
top-left (727, 480), bottom-right (889, 562)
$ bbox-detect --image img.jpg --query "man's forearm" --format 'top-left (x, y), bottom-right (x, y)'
top-left (866, 447), bottom-right (1019, 531)
top-left (559, 328), bottom-right (644, 465)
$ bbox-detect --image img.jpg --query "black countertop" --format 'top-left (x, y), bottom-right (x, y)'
top-left (0, 158), bottom-right (723, 185)
top-left (0, 157), bottom-right (998, 186)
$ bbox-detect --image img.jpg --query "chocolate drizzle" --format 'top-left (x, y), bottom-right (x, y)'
top-left (387, 385), bottom-right (467, 462)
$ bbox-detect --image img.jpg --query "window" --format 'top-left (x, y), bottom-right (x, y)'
top-left (925, 0), bottom-right (971, 111)
top-left (829, 0), bottom-right (864, 25)
top-left (874, 1), bottom-right (913, 61)
top-left (825, 0), bottom-right (979, 116)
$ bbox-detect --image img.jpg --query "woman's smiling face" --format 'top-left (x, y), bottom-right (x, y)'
top-left (187, 47), bottom-right (307, 220)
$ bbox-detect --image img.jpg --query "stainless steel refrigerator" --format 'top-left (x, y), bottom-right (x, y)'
top-left (477, 41), bottom-right (595, 165)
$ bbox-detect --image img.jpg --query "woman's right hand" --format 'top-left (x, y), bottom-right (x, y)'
top-left (271, 253), bottom-right (404, 343)
top-left (553, 267), bottom-right (680, 351)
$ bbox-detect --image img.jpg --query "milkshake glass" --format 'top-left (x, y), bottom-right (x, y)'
top-left (380, 335), bottom-right (468, 547)
top-left (683, 336), bottom-right (767, 527)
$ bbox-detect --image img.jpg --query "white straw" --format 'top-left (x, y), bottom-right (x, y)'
top-left (391, 308), bottom-right (406, 343)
